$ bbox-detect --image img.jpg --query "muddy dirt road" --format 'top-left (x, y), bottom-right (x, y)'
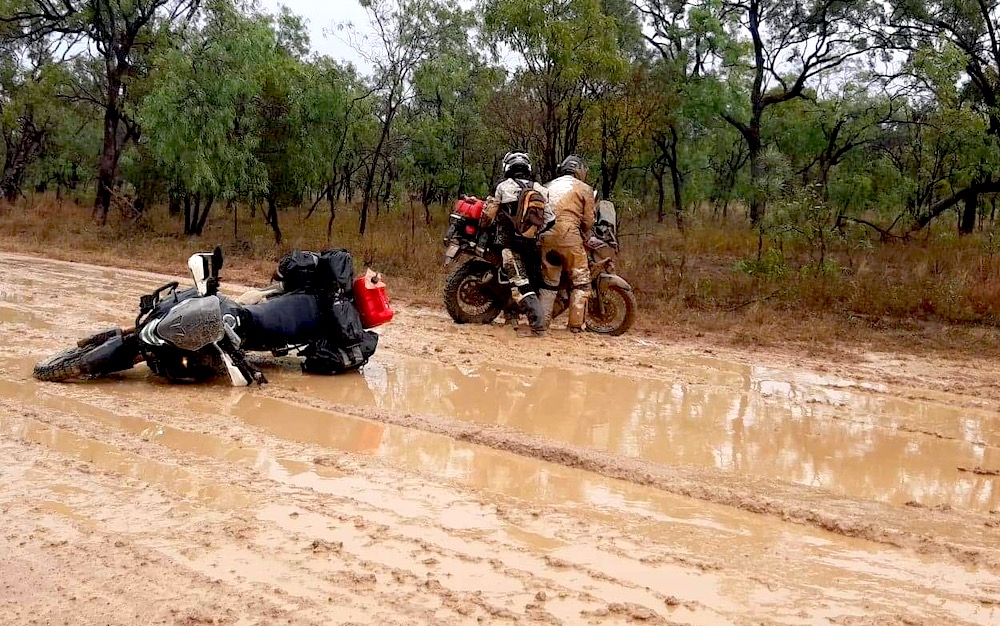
top-left (1, 253), bottom-right (999, 625)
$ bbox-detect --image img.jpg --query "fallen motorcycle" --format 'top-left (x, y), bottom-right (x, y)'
top-left (442, 196), bottom-right (637, 336)
top-left (32, 247), bottom-right (393, 386)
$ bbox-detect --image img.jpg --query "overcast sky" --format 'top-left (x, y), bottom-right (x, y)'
top-left (259, 0), bottom-right (375, 72)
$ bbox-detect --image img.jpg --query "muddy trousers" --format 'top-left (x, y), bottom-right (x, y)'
top-left (540, 240), bottom-right (590, 330)
top-left (501, 248), bottom-right (545, 334)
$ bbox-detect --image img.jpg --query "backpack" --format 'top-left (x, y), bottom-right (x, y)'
top-left (274, 248), bottom-right (354, 297)
top-left (512, 180), bottom-right (549, 239)
top-left (273, 250), bottom-right (319, 292)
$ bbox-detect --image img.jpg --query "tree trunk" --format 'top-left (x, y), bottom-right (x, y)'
top-left (654, 166), bottom-right (666, 223)
top-left (266, 194), bottom-right (283, 245)
top-left (0, 118), bottom-right (45, 202)
top-left (959, 191), bottom-right (978, 235)
top-left (93, 72), bottom-right (122, 226)
top-left (910, 179), bottom-right (1000, 233)
top-left (748, 136), bottom-right (763, 225)
top-left (183, 194), bottom-right (194, 234)
top-left (663, 128), bottom-right (685, 232)
top-left (183, 193), bottom-right (213, 236)
top-left (193, 194), bottom-right (214, 236)
top-left (360, 110), bottom-right (393, 235)
top-left (327, 185), bottom-right (337, 220)
top-left (670, 162), bottom-right (684, 232)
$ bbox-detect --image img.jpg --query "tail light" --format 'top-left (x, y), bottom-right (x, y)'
top-left (465, 224), bottom-right (477, 236)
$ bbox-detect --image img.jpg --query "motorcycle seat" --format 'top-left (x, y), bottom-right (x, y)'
top-left (243, 293), bottom-right (322, 348)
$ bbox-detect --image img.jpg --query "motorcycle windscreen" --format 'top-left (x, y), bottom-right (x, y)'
top-left (155, 295), bottom-right (225, 352)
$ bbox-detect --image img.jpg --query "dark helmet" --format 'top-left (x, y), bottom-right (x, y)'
top-left (557, 154), bottom-right (588, 181)
top-left (502, 151), bottom-right (532, 178)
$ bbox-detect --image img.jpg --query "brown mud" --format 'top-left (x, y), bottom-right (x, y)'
top-left (1, 252), bottom-right (1000, 625)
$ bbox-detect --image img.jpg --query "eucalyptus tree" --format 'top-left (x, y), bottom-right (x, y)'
top-left (887, 0), bottom-right (1000, 233)
top-left (351, 0), bottom-right (472, 234)
top-left (1, 0), bottom-right (201, 223)
top-left (481, 0), bottom-right (629, 180)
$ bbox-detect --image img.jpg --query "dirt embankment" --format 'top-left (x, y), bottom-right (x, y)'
top-left (1, 252), bottom-right (1000, 626)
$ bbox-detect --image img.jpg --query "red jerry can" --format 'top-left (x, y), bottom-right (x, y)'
top-left (353, 268), bottom-right (394, 328)
top-left (454, 196), bottom-right (484, 220)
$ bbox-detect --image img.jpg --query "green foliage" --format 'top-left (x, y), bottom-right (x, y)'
top-left (139, 4), bottom-right (272, 201)
top-left (0, 0), bottom-right (997, 257)
top-left (734, 248), bottom-right (787, 279)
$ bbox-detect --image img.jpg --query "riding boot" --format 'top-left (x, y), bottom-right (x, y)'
top-left (519, 292), bottom-right (547, 337)
top-left (567, 287), bottom-right (589, 332)
top-left (538, 288), bottom-right (558, 329)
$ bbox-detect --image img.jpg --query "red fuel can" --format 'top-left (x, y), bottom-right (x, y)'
top-left (353, 269), bottom-right (394, 328)
top-left (454, 196), bottom-right (484, 219)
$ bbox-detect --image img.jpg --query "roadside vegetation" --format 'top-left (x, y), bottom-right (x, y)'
top-left (2, 0), bottom-right (1000, 352)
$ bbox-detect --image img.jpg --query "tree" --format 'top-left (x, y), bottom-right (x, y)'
top-left (140, 1), bottom-right (273, 236)
top-left (481, 0), bottom-right (629, 180)
top-left (403, 39), bottom-right (500, 220)
top-left (1, 0), bottom-right (200, 223)
top-left (633, 0), bottom-right (731, 227)
top-left (0, 38), bottom-right (55, 200)
top-left (706, 0), bottom-right (880, 224)
top-left (350, 0), bottom-right (471, 235)
top-left (887, 0), bottom-right (1000, 233)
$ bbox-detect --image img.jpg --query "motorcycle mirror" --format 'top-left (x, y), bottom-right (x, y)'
top-left (188, 252), bottom-right (213, 296)
top-left (211, 245), bottom-right (224, 275)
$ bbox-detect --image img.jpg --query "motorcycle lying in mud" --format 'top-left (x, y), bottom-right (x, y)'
top-left (32, 247), bottom-right (393, 386)
top-left (442, 197), bottom-right (637, 336)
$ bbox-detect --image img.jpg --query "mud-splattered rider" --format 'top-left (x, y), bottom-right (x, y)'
top-left (539, 155), bottom-right (596, 333)
top-left (488, 151), bottom-right (555, 337)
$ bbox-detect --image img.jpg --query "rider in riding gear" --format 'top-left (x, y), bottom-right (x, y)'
top-left (488, 151), bottom-right (555, 337)
top-left (539, 155), bottom-right (596, 333)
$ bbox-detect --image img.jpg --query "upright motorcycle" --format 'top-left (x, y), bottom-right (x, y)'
top-left (32, 247), bottom-right (392, 385)
top-left (442, 197), bottom-right (637, 336)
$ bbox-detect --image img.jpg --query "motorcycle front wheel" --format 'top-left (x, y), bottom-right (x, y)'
top-left (33, 329), bottom-right (137, 382)
top-left (586, 284), bottom-right (637, 336)
top-left (444, 260), bottom-right (504, 324)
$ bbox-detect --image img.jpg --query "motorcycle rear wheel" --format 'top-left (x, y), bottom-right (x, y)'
top-left (586, 284), bottom-right (637, 336)
top-left (444, 260), bottom-right (504, 324)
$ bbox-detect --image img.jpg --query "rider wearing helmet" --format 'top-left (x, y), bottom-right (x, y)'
top-left (488, 151), bottom-right (555, 337)
top-left (539, 155), bottom-right (596, 333)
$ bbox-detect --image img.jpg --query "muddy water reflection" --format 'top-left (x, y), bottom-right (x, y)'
top-left (281, 354), bottom-right (1000, 513)
top-left (0, 414), bottom-right (250, 508)
top-left (0, 304), bottom-right (50, 329)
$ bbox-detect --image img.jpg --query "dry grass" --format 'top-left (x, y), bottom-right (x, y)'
top-left (4, 194), bottom-right (1000, 357)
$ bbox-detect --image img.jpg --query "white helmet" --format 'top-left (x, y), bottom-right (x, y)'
top-left (502, 151), bottom-right (531, 178)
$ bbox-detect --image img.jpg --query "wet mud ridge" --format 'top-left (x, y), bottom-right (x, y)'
top-left (1, 252), bottom-right (999, 625)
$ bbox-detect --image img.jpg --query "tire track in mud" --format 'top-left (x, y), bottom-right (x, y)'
top-left (0, 401), bottom-right (694, 625)
top-left (4, 371), bottom-right (999, 625)
top-left (264, 386), bottom-right (1000, 572)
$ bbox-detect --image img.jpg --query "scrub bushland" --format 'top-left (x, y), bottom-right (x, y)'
top-left (4, 195), bottom-right (1000, 356)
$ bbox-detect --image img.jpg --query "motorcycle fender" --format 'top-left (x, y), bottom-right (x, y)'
top-left (596, 273), bottom-right (632, 293)
top-left (80, 332), bottom-right (140, 376)
top-left (217, 346), bottom-right (251, 387)
top-left (443, 244), bottom-right (462, 266)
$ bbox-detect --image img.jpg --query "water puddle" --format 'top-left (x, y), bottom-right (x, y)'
top-left (0, 414), bottom-right (250, 509)
top-left (9, 339), bottom-right (1000, 514)
top-left (0, 304), bottom-right (50, 329)
top-left (2, 361), bottom-right (999, 622)
top-left (254, 352), bottom-right (1000, 513)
